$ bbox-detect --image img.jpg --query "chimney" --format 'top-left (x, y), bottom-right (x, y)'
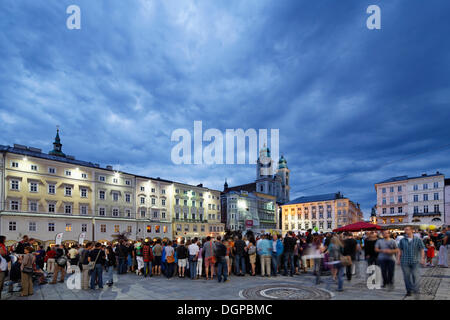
top-left (197, 183), bottom-right (203, 188)
top-left (106, 165), bottom-right (113, 170)
top-left (436, 171), bottom-right (440, 175)
top-left (422, 173), bottom-right (427, 177)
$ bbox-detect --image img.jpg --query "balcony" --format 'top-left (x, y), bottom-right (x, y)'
top-left (379, 212), bottom-right (407, 217)
top-left (413, 211), bottom-right (441, 217)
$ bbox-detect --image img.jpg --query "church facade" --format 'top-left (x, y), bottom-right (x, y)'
top-left (221, 146), bottom-right (290, 233)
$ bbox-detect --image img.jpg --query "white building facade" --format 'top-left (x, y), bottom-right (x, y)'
top-left (375, 172), bottom-right (445, 227)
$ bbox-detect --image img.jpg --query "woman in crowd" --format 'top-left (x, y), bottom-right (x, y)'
top-left (196, 240), bottom-right (203, 279)
top-left (105, 245), bottom-right (116, 286)
top-left (327, 236), bottom-right (345, 292)
top-left (247, 236), bottom-right (257, 276)
top-left (20, 246), bottom-right (36, 297)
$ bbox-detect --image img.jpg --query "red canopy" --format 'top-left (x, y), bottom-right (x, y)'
top-left (333, 222), bottom-right (381, 232)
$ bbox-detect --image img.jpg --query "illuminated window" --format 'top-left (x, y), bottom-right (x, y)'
top-left (100, 224), bottom-right (106, 233)
top-left (146, 225), bottom-right (152, 233)
top-left (114, 225), bottom-right (120, 233)
top-left (155, 225), bottom-right (160, 233)
top-left (66, 223), bottom-right (72, 232)
top-left (163, 226), bottom-right (167, 233)
top-left (127, 226), bottom-right (132, 233)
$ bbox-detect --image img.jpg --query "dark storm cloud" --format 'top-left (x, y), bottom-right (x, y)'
top-left (1, 0), bottom-right (449, 218)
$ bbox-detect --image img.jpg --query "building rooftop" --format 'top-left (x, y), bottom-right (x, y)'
top-left (376, 172), bottom-right (444, 185)
top-left (285, 192), bottom-right (345, 205)
top-left (223, 182), bottom-right (256, 193)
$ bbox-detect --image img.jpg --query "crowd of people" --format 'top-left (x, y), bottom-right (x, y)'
top-left (0, 225), bottom-right (449, 299)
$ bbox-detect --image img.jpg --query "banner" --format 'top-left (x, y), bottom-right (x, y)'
top-left (55, 232), bottom-right (64, 245)
top-left (78, 232), bottom-right (86, 245)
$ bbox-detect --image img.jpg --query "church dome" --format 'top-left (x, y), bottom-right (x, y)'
top-left (278, 155), bottom-right (287, 169)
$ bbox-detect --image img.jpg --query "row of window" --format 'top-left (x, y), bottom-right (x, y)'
top-left (10, 161), bottom-right (134, 185)
top-left (174, 224), bottom-right (224, 233)
top-left (381, 182), bottom-right (439, 194)
top-left (174, 198), bottom-right (219, 209)
top-left (381, 205), bottom-right (441, 215)
top-left (285, 212), bottom-right (333, 220)
top-left (8, 200), bottom-right (135, 217)
top-left (140, 186), bottom-right (165, 193)
top-left (145, 225), bottom-right (168, 233)
top-left (284, 221), bottom-right (333, 230)
top-left (8, 221), bottom-right (133, 234)
top-left (139, 209), bottom-right (167, 219)
top-left (382, 193), bottom-right (440, 204)
top-left (174, 189), bottom-right (220, 200)
top-left (140, 197), bottom-right (166, 206)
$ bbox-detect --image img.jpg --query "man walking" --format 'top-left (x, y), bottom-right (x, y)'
top-left (375, 230), bottom-right (398, 290)
top-left (397, 226), bottom-right (425, 297)
top-left (343, 232), bottom-right (358, 281)
top-left (80, 242), bottom-right (93, 290)
top-left (283, 232), bottom-right (296, 276)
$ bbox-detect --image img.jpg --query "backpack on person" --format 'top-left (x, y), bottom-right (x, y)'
top-left (56, 255), bottom-right (68, 267)
top-left (248, 245), bottom-right (256, 255)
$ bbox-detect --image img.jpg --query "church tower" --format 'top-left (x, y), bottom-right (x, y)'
top-left (276, 155), bottom-right (290, 203)
top-left (49, 127), bottom-right (66, 157)
top-left (256, 144), bottom-right (274, 195)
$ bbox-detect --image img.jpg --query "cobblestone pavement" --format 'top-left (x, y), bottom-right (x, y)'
top-left (2, 260), bottom-right (449, 300)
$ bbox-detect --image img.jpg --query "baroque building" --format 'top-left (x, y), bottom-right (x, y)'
top-left (0, 130), bottom-right (225, 246)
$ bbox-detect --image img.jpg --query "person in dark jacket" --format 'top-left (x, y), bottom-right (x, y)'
top-left (233, 235), bottom-right (247, 276)
top-left (364, 232), bottom-right (378, 265)
top-left (215, 237), bottom-right (228, 283)
top-left (105, 246), bottom-right (116, 287)
top-left (116, 240), bottom-right (128, 274)
top-left (50, 245), bottom-right (66, 284)
top-left (343, 233), bottom-right (358, 281)
top-left (283, 232), bottom-right (297, 276)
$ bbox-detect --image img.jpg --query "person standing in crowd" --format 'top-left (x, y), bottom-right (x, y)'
top-left (437, 227), bottom-right (448, 267)
top-left (50, 244), bottom-right (67, 284)
top-left (135, 240), bottom-right (144, 276)
top-left (233, 234), bottom-right (246, 276)
top-left (215, 236), bottom-right (228, 283)
top-left (152, 239), bottom-right (163, 276)
top-left (328, 236), bottom-right (345, 292)
top-left (196, 240), bottom-right (203, 279)
top-left (375, 230), bottom-right (398, 290)
top-left (425, 238), bottom-right (435, 267)
top-left (204, 236), bottom-right (216, 280)
top-left (283, 231), bottom-right (296, 277)
top-left (364, 232), bottom-right (379, 266)
top-left (257, 234), bottom-right (272, 277)
top-left (271, 234), bottom-right (283, 276)
top-left (20, 246), bottom-right (35, 297)
top-left (0, 235), bottom-right (10, 300)
top-left (188, 237), bottom-right (199, 280)
top-left (80, 242), bottom-right (93, 290)
top-left (343, 232), bottom-right (358, 281)
top-left (68, 244), bottom-right (79, 273)
top-left (35, 245), bottom-right (45, 271)
top-left (224, 238), bottom-right (232, 277)
top-left (312, 235), bottom-right (325, 285)
top-left (116, 240), bottom-right (128, 275)
top-left (164, 241), bottom-right (175, 279)
top-left (143, 239), bottom-right (153, 277)
top-left (247, 236), bottom-right (257, 276)
top-left (176, 239), bottom-right (188, 278)
top-left (89, 242), bottom-right (106, 290)
top-left (105, 245), bottom-right (116, 287)
top-left (397, 226), bottom-right (425, 297)
top-left (45, 246), bottom-right (57, 274)
top-left (15, 235), bottom-right (30, 255)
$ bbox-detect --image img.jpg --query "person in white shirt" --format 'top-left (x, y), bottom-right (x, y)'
top-left (188, 237), bottom-right (200, 280)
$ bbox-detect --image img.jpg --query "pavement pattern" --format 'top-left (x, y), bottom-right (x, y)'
top-left (1, 259), bottom-right (449, 300)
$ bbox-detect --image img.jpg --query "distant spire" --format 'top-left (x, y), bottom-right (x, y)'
top-left (224, 178), bottom-right (229, 191)
top-left (49, 126), bottom-right (65, 157)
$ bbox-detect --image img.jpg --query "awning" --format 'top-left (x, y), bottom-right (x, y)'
top-left (333, 222), bottom-right (381, 232)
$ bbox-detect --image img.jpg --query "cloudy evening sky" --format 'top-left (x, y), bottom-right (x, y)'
top-left (1, 0), bottom-right (450, 219)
